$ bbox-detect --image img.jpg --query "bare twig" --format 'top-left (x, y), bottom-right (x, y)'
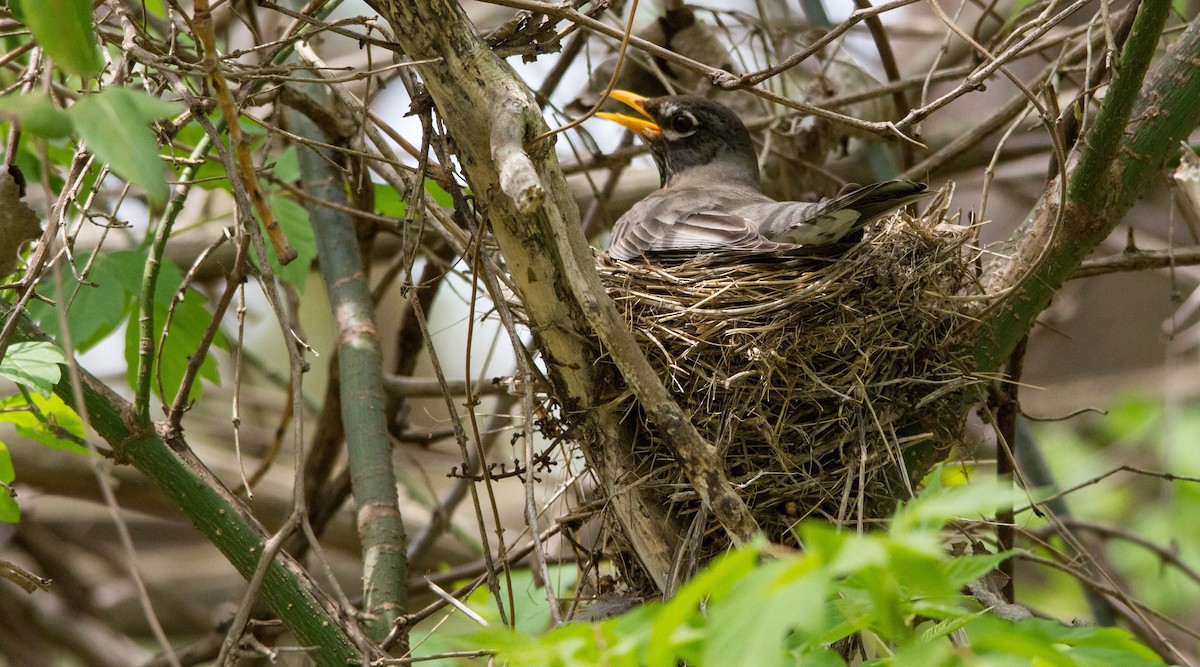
top-left (192, 0), bottom-right (297, 264)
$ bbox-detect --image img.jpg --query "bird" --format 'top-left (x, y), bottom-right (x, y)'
top-left (595, 91), bottom-right (932, 262)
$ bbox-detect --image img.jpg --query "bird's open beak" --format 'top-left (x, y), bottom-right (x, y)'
top-left (595, 90), bottom-right (661, 139)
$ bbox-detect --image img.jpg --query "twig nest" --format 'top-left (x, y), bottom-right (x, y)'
top-left (594, 208), bottom-right (980, 560)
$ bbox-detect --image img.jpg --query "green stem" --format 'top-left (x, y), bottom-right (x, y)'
top-left (287, 100), bottom-right (408, 639)
top-left (1, 303), bottom-right (360, 666)
top-left (1067, 0), bottom-right (1171, 213)
top-left (133, 133), bottom-right (215, 422)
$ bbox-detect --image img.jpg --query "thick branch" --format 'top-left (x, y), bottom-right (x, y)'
top-left (975, 8), bottom-right (1197, 371)
top-left (364, 0), bottom-right (761, 591)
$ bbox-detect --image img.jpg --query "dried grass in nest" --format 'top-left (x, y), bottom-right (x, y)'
top-left (589, 208), bottom-right (982, 565)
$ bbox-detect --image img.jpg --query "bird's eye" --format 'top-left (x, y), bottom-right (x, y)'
top-left (670, 112), bottom-right (698, 135)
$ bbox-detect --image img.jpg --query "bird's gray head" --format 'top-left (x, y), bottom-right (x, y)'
top-left (596, 92), bottom-right (760, 189)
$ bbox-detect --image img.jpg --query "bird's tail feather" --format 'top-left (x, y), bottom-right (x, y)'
top-left (825, 180), bottom-right (931, 225)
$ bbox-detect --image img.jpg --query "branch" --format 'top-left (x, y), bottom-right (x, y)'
top-left (364, 0), bottom-right (763, 591)
top-left (193, 0), bottom-right (297, 264)
top-left (0, 303), bottom-right (360, 666)
top-left (383, 374), bottom-right (514, 398)
top-left (287, 96), bottom-right (408, 639)
top-left (975, 6), bottom-right (1196, 371)
top-left (491, 101), bottom-right (545, 214)
top-left (1072, 246), bottom-right (1200, 279)
top-left (477, 0), bottom-right (913, 141)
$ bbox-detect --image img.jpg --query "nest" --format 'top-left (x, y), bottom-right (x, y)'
top-left (589, 208), bottom-right (982, 568)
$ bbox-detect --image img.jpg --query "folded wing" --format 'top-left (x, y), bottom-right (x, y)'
top-left (751, 180), bottom-right (930, 245)
top-left (609, 202), bottom-right (792, 261)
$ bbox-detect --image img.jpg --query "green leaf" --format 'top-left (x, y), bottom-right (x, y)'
top-left (143, 0), bottom-right (165, 17)
top-left (896, 472), bottom-right (1016, 533)
top-left (271, 146), bottom-right (300, 183)
top-left (0, 441), bottom-right (17, 523)
top-left (0, 341), bottom-right (65, 396)
top-left (39, 142), bottom-right (76, 193)
top-left (0, 491), bottom-right (18, 523)
top-left (266, 194), bottom-right (315, 293)
top-left (787, 647), bottom-right (845, 667)
top-left (884, 540), bottom-right (954, 597)
top-left (1068, 647), bottom-right (1165, 667)
top-left (872, 638), bottom-right (959, 666)
top-left (968, 616), bottom-right (1076, 667)
top-left (605, 604), bottom-right (660, 664)
top-left (850, 565), bottom-right (908, 641)
top-left (646, 545), bottom-right (761, 667)
top-left (192, 156), bottom-right (234, 191)
top-left (372, 178), bottom-right (457, 219)
top-left (812, 526), bottom-right (888, 575)
top-left (426, 178), bottom-right (455, 207)
top-left (0, 94), bottom-right (72, 138)
top-left (703, 557), bottom-right (830, 667)
top-left (448, 502), bottom-right (1169, 667)
top-left (0, 393), bottom-right (87, 454)
top-left (68, 88), bottom-right (182, 204)
top-left (0, 496), bottom-right (17, 523)
top-left (1019, 618), bottom-right (1163, 661)
top-left (467, 626), bottom-right (565, 667)
top-left (941, 550), bottom-right (1016, 590)
top-left (373, 182), bottom-right (407, 217)
top-left (0, 440), bottom-right (12, 483)
top-left (66, 250), bottom-right (144, 350)
top-left (28, 250), bottom-right (145, 352)
top-left (1101, 394), bottom-right (1159, 443)
top-left (16, 0), bottom-right (103, 77)
top-left (918, 608), bottom-right (988, 643)
top-left (124, 296), bottom-right (223, 405)
top-left (176, 121), bottom-right (234, 192)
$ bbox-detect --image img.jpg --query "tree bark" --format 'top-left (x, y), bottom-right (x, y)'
top-left (976, 11), bottom-right (1200, 371)
top-left (289, 97), bottom-right (408, 639)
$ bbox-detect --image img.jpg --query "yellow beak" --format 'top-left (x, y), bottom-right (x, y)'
top-left (595, 90), bottom-right (661, 139)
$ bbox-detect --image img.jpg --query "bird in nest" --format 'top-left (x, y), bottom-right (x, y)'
top-left (595, 91), bottom-right (931, 262)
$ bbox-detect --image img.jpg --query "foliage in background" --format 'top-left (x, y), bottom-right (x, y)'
top-left (1027, 395), bottom-right (1200, 623)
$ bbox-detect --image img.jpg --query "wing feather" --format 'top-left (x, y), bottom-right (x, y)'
top-left (609, 203), bottom-right (792, 261)
top-left (750, 180), bottom-right (930, 245)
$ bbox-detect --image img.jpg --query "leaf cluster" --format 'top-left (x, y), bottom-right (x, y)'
top-left (463, 478), bottom-right (1164, 667)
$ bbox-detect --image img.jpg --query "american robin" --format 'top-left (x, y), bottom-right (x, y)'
top-left (596, 91), bottom-right (931, 261)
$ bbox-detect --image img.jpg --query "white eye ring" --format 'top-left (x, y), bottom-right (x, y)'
top-left (666, 111), bottom-right (698, 138)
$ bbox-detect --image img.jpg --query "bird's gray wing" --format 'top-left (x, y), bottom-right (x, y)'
top-left (750, 180), bottom-right (930, 245)
top-left (608, 199), bottom-right (792, 261)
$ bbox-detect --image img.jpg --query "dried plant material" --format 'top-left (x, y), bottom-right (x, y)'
top-left (572, 195), bottom-right (980, 584)
top-left (0, 557), bottom-right (52, 594)
top-left (0, 172), bottom-right (42, 280)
